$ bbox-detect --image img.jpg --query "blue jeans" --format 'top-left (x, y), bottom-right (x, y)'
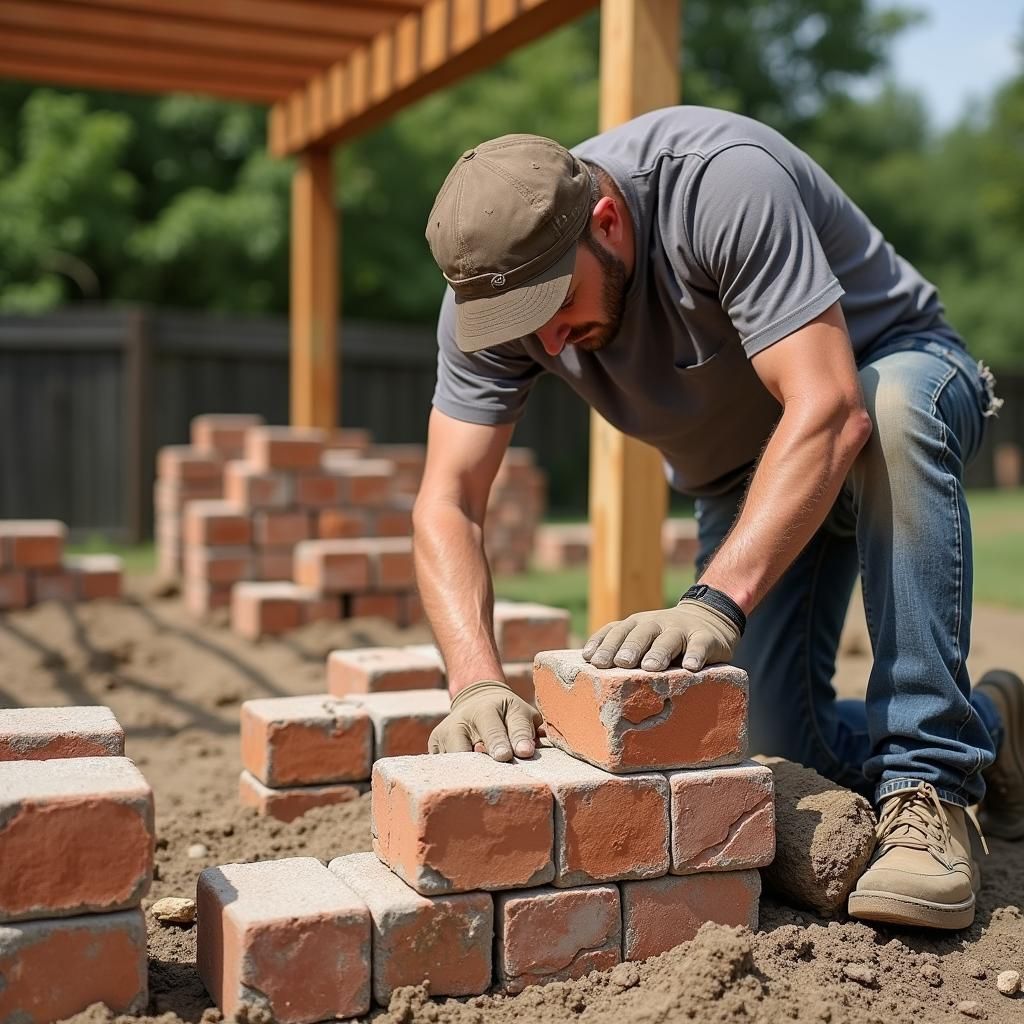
top-left (694, 335), bottom-right (1003, 808)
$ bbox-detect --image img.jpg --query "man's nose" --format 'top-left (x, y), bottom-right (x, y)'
top-left (538, 320), bottom-right (568, 357)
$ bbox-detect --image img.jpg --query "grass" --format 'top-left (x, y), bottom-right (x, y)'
top-left (65, 488), bottom-right (1023, 633)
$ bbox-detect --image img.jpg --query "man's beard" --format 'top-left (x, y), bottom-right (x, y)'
top-left (567, 233), bottom-right (629, 352)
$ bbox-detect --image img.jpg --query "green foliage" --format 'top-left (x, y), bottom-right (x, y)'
top-left (0, 4), bottom-right (1021, 365)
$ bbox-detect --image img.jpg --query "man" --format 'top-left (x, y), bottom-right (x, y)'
top-left (411, 106), bottom-right (1023, 930)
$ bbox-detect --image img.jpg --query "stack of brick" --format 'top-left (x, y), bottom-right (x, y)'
top-left (236, 601), bottom-right (572, 819)
top-left (0, 521), bottom-right (123, 609)
top-left (534, 516), bottom-right (699, 571)
top-left (0, 706), bottom-right (154, 1023)
top-left (198, 653), bottom-right (773, 1022)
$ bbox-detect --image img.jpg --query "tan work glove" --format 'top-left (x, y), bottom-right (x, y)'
top-left (582, 600), bottom-right (741, 673)
top-left (428, 681), bottom-right (541, 762)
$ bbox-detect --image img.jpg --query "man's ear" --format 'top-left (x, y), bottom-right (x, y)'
top-left (590, 195), bottom-right (621, 243)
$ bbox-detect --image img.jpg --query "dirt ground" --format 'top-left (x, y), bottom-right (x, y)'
top-left (1, 579), bottom-right (1022, 1024)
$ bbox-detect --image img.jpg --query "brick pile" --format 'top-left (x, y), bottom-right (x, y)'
top-left (0, 706), bottom-right (154, 1023)
top-left (237, 601), bottom-right (571, 819)
top-left (200, 652), bottom-right (772, 1021)
top-left (534, 516), bottom-right (699, 571)
top-left (0, 520), bottom-right (123, 610)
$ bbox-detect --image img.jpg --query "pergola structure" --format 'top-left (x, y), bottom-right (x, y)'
top-left (1, 0), bottom-right (681, 630)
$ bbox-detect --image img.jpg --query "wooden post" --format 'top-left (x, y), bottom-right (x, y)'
top-left (587, 0), bottom-right (680, 633)
top-left (290, 146), bottom-right (339, 429)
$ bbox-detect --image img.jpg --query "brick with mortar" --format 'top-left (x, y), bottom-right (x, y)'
top-left (328, 647), bottom-right (444, 695)
top-left (238, 771), bottom-right (365, 823)
top-left (534, 650), bottom-right (748, 773)
top-left (294, 474), bottom-right (346, 508)
top-left (232, 582), bottom-right (336, 639)
top-left (342, 689), bottom-right (450, 758)
top-left (0, 520), bottom-right (66, 570)
top-left (0, 706), bottom-right (124, 761)
top-left (0, 909), bottom-right (148, 1023)
top-left (492, 601), bottom-right (571, 661)
top-left (495, 884), bottom-right (621, 993)
top-left (329, 852), bottom-right (492, 1004)
top-left (223, 460), bottom-right (293, 509)
top-left (244, 425), bottom-right (326, 473)
top-left (197, 858), bottom-right (370, 1023)
top-left (516, 746), bottom-right (669, 886)
top-left (184, 501), bottom-right (251, 547)
top-left (0, 757), bottom-right (153, 921)
top-left (31, 570), bottom-right (77, 604)
top-left (621, 870), bottom-right (761, 961)
top-left (240, 696), bottom-right (373, 787)
top-left (191, 413), bottom-right (264, 458)
top-left (184, 547), bottom-right (253, 586)
top-left (157, 446), bottom-right (223, 484)
top-left (252, 510), bottom-right (311, 547)
top-left (294, 540), bottom-right (372, 594)
top-left (66, 554), bottom-right (123, 600)
top-left (667, 760), bottom-right (775, 874)
top-left (0, 571), bottom-right (29, 610)
top-left (349, 592), bottom-right (403, 623)
top-left (372, 752), bottom-right (554, 895)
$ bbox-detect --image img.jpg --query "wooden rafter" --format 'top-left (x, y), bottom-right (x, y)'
top-left (268, 0), bottom-right (600, 156)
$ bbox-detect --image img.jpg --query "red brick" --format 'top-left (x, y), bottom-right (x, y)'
top-left (327, 647), bottom-right (444, 696)
top-left (0, 570), bottom-right (30, 610)
top-left (252, 510), bottom-right (310, 546)
top-left (0, 706), bottom-right (124, 761)
top-left (184, 579), bottom-right (232, 616)
top-left (663, 517), bottom-right (699, 567)
top-left (0, 757), bottom-right (153, 921)
top-left (0, 910), bottom-right (147, 1023)
top-left (495, 884), bottom-right (620, 993)
top-left (401, 590), bottom-right (424, 626)
top-left (31, 570), bottom-right (77, 604)
top-left (184, 501), bottom-right (252, 547)
top-left (325, 427), bottom-right (372, 453)
top-left (349, 592), bottom-right (403, 622)
top-left (317, 508), bottom-right (369, 539)
top-left (534, 524), bottom-right (590, 570)
top-left (373, 506), bottom-right (413, 537)
top-left (254, 547), bottom-right (296, 581)
top-left (621, 870), bottom-right (761, 961)
top-left (197, 858), bottom-right (370, 1022)
top-left (328, 459), bottom-right (395, 505)
top-left (401, 643), bottom-right (446, 668)
top-left (157, 446), bottom-right (223, 484)
top-left (668, 760), bottom-right (775, 874)
top-left (184, 546), bottom-right (253, 585)
top-left (191, 413), bottom-right (264, 458)
top-left (238, 771), bottom-right (364, 822)
top-left (343, 689), bottom-right (450, 758)
top-left (534, 650), bottom-right (749, 773)
top-left (245, 426), bottom-right (326, 473)
top-left (374, 538), bottom-right (415, 588)
top-left (372, 753), bottom-right (554, 895)
top-left (241, 696), bottom-right (373, 787)
top-left (493, 601), bottom-right (571, 661)
top-left (66, 554), bottom-right (123, 600)
top-left (517, 746), bottom-right (669, 886)
top-left (305, 593), bottom-right (341, 625)
top-left (330, 852), bottom-right (492, 1004)
top-left (231, 582), bottom-right (321, 639)
top-left (154, 477), bottom-right (223, 511)
top-left (0, 520), bottom-right (66, 569)
top-left (367, 444), bottom-right (425, 476)
top-left (223, 460), bottom-right (293, 509)
top-left (294, 473), bottom-right (346, 508)
top-left (502, 662), bottom-right (535, 705)
top-left (294, 540), bottom-right (372, 594)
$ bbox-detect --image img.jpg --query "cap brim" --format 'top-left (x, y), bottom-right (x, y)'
top-left (453, 244), bottom-right (576, 353)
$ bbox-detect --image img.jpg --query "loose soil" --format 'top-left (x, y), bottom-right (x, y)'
top-left (1, 580), bottom-right (1021, 1024)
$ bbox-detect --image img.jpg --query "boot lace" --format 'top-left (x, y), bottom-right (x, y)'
top-left (875, 783), bottom-right (988, 865)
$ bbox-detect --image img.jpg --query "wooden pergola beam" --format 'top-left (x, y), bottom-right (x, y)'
top-left (268, 0), bottom-right (600, 157)
top-left (0, 1), bottom-right (360, 66)
top-left (587, 0), bottom-right (680, 632)
top-left (0, 55), bottom-right (284, 103)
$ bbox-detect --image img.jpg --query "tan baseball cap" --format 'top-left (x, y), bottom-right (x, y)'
top-left (426, 134), bottom-right (593, 352)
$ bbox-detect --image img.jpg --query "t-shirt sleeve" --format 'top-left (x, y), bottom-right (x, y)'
top-left (688, 144), bottom-right (845, 357)
top-left (432, 286), bottom-right (544, 425)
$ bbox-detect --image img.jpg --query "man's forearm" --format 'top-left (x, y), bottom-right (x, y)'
top-left (700, 401), bottom-right (872, 614)
top-left (412, 497), bottom-right (504, 697)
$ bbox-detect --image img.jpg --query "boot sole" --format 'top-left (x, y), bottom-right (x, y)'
top-left (979, 670), bottom-right (1024, 840)
top-left (848, 890), bottom-right (975, 930)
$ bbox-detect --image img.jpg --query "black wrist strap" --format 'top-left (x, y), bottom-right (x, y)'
top-left (679, 583), bottom-right (747, 635)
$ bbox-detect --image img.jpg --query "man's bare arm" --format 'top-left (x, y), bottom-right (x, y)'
top-left (412, 408), bottom-right (514, 696)
top-left (699, 301), bottom-right (873, 613)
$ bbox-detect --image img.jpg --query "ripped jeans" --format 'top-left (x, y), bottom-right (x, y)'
top-left (694, 334), bottom-right (1003, 808)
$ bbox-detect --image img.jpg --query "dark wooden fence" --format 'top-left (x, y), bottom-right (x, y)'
top-left (0, 307), bottom-right (1021, 541)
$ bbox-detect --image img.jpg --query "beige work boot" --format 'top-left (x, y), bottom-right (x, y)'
top-left (976, 669), bottom-right (1024, 840)
top-left (848, 782), bottom-right (982, 930)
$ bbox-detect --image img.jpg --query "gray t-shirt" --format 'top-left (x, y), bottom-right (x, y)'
top-left (433, 106), bottom-right (960, 496)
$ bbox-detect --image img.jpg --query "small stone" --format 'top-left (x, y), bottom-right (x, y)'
top-left (920, 963), bottom-right (943, 987)
top-left (608, 963), bottom-right (640, 991)
top-left (964, 959), bottom-right (987, 980)
top-left (996, 970), bottom-right (1021, 996)
top-left (187, 842), bottom-right (208, 859)
top-left (151, 897), bottom-right (197, 925)
top-left (843, 963), bottom-right (877, 987)
top-left (957, 1001), bottom-right (986, 1019)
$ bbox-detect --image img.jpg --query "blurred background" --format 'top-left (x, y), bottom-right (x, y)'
top-left (1, 0), bottom-right (1022, 534)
